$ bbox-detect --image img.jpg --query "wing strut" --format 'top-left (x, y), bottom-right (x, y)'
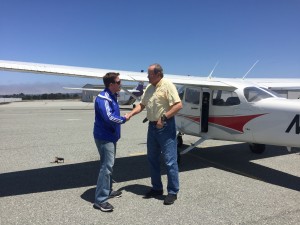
top-left (121, 87), bottom-right (140, 101)
top-left (180, 137), bottom-right (207, 155)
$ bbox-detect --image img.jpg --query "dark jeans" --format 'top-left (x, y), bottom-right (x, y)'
top-left (147, 117), bottom-right (179, 194)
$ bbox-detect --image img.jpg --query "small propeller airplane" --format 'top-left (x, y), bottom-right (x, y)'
top-left (0, 60), bottom-right (300, 155)
top-left (63, 81), bottom-right (144, 107)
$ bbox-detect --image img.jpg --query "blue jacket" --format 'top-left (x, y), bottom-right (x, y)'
top-left (93, 88), bottom-right (126, 142)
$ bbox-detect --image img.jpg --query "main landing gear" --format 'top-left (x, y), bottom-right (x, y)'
top-left (177, 132), bottom-right (184, 164)
top-left (177, 132), bottom-right (183, 147)
top-left (249, 143), bottom-right (266, 154)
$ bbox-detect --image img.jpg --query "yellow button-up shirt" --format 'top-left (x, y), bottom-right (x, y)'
top-left (141, 78), bottom-right (180, 121)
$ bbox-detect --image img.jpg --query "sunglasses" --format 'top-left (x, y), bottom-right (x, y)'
top-left (113, 80), bottom-right (121, 85)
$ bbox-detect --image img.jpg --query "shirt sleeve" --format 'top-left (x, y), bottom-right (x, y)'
top-left (167, 82), bottom-right (181, 106)
top-left (141, 84), bottom-right (151, 106)
top-left (98, 98), bottom-right (126, 124)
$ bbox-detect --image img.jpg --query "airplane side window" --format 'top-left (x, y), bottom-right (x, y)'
top-left (212, 98), bottom-right (225, 105)
top-left (225, 96), bottom-right (240, 105)
top-left (212, 90), bottom-right (225, 106)
top-left (185, 88), bottom-right (200, 104)
top-left (179, 91), bottom-right (184, 100)
top-left (212, 90), bottom-right (240, 106)
top-left (244, 87), bottom-right (273, 102)
top-left (177, 86), bottom-right (185, 100)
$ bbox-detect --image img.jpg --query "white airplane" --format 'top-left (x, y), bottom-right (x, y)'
top-left (63, 81), bottom-right (144, 106)
top-left (1, 60), bottom-right (300, 155)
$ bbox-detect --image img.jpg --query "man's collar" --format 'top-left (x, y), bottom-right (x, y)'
top-left (155, 78), bottom-right (164, 88)
top-left (104, 88), bottom-right (116, 96)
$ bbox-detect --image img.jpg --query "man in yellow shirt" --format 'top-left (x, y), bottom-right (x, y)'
top-left (127, 63), bottom-right (182, 205)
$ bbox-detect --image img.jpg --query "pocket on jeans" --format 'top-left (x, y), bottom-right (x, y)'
top-left (156, 122), bottom-right (168, 131)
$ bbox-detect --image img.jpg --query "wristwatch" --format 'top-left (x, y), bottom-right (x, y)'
top-left (161, 114), bottom-right (168, 122)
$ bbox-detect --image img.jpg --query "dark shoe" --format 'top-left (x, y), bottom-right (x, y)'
top-left (109, 190), bottom-right (122, 198)
top-left (164, 194), bottom-right (177, 205)
top-left (93, 202), bottom-right (114, 212)
top-left (144, 189), bottom-right (163, 198)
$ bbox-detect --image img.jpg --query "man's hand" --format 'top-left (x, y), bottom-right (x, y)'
top-left (156, 118), bottom-right (164, 129)
top-left (124, 113), bottom-right (131, 121)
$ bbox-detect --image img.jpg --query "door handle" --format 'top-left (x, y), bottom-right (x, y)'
top-left (191, 107), bottom-right (199, 110)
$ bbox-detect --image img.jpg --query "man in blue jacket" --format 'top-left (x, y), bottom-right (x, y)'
top-left (93, 72), bottom-right (127, 212)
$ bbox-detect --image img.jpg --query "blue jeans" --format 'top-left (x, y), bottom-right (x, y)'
top-left (147, 117), bottom-right (179, 195)
top-left (94, 139), bottom-right (116, 204)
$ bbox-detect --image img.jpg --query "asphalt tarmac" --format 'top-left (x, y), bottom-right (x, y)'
top-left (0, 100), bottom-right (299, 225)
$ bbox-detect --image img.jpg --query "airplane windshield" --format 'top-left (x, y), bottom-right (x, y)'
top-left (244, 87), bottom-right (274, 102)
top-left (261, 87), bottom-right (281, 97)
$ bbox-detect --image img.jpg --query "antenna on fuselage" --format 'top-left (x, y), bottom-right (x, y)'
top-left (208, 62), bottom-right (219, 79)
top-left (242, 60), bottom-right (259, 80)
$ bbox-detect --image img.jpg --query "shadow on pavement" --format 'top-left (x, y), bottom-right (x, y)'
top-left (81, 184), bottom-right (151, 203)
top-left (1, 143), bottom-right (299, 197)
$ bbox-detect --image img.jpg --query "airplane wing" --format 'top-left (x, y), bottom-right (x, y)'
top-left (246, 78), bottom-right (300, 90)
top-left (63, 87), bottom-right (140, 93)
top-left (0, 60), bottom-right (142, 81)
top-left (1, 60), bottom-right (300, 90)
top-left (63, 87), bottom-right (102, 92)
top-left (127, 89), bottom-right (140, 93)
top-left (0, 60), bottom-right (232, 89)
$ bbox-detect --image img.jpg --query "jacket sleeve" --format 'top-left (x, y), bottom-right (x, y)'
top-left (97, 98), bottom-right (126, 124)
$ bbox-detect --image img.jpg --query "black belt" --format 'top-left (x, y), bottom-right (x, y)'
top-left (149, 117), bottom-right (173, 125)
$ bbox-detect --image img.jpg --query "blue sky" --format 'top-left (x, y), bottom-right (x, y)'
top-left (1, 0), bottom-right (300, 93)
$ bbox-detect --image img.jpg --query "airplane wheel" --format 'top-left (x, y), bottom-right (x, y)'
top-left (177, 135), bottom-right (183, 147)
top-left (249, 143), bottom-right (266, 154)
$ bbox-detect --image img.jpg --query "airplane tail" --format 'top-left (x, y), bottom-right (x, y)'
top-left (134, 81), bottom-right (144, 97)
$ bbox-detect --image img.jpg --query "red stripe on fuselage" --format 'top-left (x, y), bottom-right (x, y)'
top-left (177, 113), bottom-right (266, 133)
top-left (208, 114), bottom-right (266, 133)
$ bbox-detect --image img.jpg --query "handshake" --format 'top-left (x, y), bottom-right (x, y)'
top-left (124, 113), bottom-right (132, 121)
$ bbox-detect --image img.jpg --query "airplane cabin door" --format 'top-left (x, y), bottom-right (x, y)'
top-left (201, 91), bottom-right (210, 132)
top-left (177, 87), bottom-right (202, 136)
